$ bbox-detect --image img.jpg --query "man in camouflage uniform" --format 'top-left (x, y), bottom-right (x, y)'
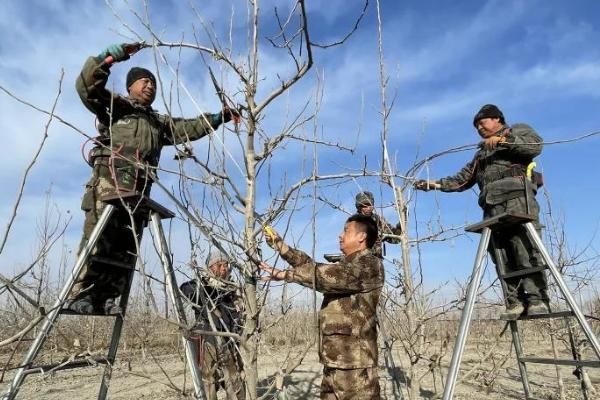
top-left (414, 104), bottom-right (549, 318)
top-left (260, 214), bottom-right (384, 399)
top-left (180, 252), bottom-right (245, 400)
top-left (66, 43), bottom-right (236, 314)
top-left (355, 191), bottom-right (402, 258)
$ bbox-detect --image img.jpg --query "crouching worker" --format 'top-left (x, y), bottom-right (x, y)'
top-left (180, 252), bottom-right (245, 400)
top-left (260, 214), bottom-right (384, 399)
top-left (355, 191), bottom-right (403, 258)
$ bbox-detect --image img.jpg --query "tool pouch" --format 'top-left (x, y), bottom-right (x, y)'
top-left (109, 147), bottom-right (141, 193)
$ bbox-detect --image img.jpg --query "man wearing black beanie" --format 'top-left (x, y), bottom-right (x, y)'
top-left (414, 104), bottom-right (549, 319)
top-left (67, 43), bottom-right (238, 314)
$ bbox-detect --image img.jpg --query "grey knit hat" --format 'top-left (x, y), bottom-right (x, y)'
top-left (206, 251), bottom-right (229, 267)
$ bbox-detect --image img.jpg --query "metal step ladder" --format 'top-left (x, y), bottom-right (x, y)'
top-left (442, 211), bottom-right (600, 400)
top-left (2, 193), bottom-right (206, 400)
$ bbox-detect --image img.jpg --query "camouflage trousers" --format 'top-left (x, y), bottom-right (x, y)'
top-left (321, 366), bottom-right (380, 399)
top-left (485, 195), bottom-right (549, 305)
top-left (192, 337), bottom-right (245, 400)
top-left (69, 164), bottom-right (148, 304)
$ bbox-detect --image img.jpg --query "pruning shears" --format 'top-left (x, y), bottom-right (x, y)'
top-left (264, 225), bottom-right (277, 241)
top-left (103, 41), bottom-right (147, 65)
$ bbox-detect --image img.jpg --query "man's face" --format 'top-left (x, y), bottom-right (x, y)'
top-left (339, 221), bottom-right (366, 256)
top-left (210, 261), bottom-right (230, 279)
top-left (358, 204), bottom-right (374, 216)
top-left (128, 77), bottom-right (156, 106)
top-left (475, 117), bottom-right (503, 138)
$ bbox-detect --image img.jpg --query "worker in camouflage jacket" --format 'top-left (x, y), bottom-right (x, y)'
top-left (355, 191), bottom-right (402, 258)
top-left (414, 104), bottom-right (549, 319)
top-left (260, 214), bottom-right (384, 399)
top-left (66, 43), bottom-right (236, 314)
top-left (180, 252), bottom-right (245, 400)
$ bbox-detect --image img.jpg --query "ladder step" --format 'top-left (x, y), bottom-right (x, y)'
top-left (499, 309), bottom-right (572, 321)
top-left (519, 357), bottom-right (600, 368)
top-left (465, 211), bottom-right (536, 233)
top-left (499, 266), bottom-right (547, 280)
top-left (22, 357), bottom-right (109, 376)
top-left (517, 310), bottom-right (574, 321)
top-left (102, 192), bottom-right (175, 219)
top-left (60, 308), bottom-right (122, 317)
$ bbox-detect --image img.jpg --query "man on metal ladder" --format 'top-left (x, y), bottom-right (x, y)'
top-left (3, 42), bottom-right (240, 400)
top-left (414, 103), bottom-right (548, 318)
top-left (414, 104), bottom-right (600, 399)
top-left (66, 42), bottom-right (238, 314)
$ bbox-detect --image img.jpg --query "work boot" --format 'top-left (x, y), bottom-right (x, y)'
top-left (103, 298), bottom-right (123, 315)
top-left (527, 301), bottom-right (550, 316)
top-left (64, 295), bottom-right (95, 314)
top-left (499, 303), bottom-right (525, 320)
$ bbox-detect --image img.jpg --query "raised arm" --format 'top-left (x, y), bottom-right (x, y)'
top-left (160, 112), bottom-right (226, 145)
top-left (75, 45), bottom-right (133, 121)
top-left (75, 56), bottom-right (116, 120)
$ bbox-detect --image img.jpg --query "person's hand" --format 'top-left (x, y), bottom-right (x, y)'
top-left (259, 262), bottom-right (286, 281)
top-left (98, 43), bottom-right (128, 63)
top-left (222, 106), bottom-right (241, 124)
top-left (414, 180), bottom-right (440, 191)
top-left (481, 135), bottom-right (506, 150)
top-left (263, 225), bottom-right (288, 253)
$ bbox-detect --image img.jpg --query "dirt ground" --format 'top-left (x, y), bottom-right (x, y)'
top-left (2, 340), bottom-right (599, 400)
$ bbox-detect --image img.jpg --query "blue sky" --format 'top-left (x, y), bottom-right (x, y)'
top-left (1, 0), bottom-right (600, 301)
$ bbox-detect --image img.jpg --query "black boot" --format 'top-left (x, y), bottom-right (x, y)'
top-left (64, 294), bottom-right (95, 314)
top-left (102, 298), bottom-right (123, 315)
top-left (499, 302), bottom-right (525, 320)
top-left (527, 299), bottom-right (550, 316)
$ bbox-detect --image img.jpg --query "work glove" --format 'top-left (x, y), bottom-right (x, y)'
top-left (98, 43), bottom-right (129, 63)
top-left (413, 179), bottom-right (440, 191)
top-left (222, 106), bottom-right (241, 124)
top-left (263, 226), bottom-right (289, 255)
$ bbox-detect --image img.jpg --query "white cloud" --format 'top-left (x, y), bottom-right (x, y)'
top-left (2, 0), bottom-right (600, 295)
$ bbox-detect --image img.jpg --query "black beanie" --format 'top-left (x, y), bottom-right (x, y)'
top-left (126, 67), bottom-right (156, 91)
top-left (473, 104), bottom-right (505, 126)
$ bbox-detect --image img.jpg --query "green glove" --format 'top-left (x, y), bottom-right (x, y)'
top-left (98, 44), bottom-right (128, 62)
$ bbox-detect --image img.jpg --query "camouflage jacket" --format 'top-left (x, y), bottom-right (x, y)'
top-left (438, 123), bottom-right (543, 209)
top-left (281, 247), bottom-right (384, 369)
top-left (180, 276), bottom-right (243, 337)
top-left (369, 213), bottom-right (402, 258)
top-left (76, 56), bottom-right (222, 167)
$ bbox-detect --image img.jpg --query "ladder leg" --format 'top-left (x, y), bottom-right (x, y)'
top-left (508, 321), bottom-right (532, 397)
top-left (150, 212), bottom-right (206, 400)
top-left (442, 227), bottom-right (492, 400)
top-left (490, 236), bottom-right (533, 397)
top-left (2, 205), bottom-right (116, 400)
top-left (524, 222), bottom-right (600, 360)
top-left (97, 258), bottom-right (137, 400)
